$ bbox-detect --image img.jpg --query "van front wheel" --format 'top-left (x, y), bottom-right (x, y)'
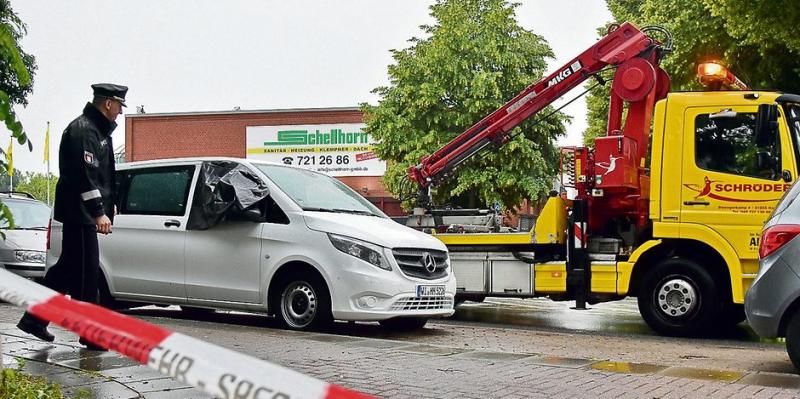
top-left (277, 277), bottom-right (332, 331)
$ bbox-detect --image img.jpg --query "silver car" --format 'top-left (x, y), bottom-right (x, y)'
top-left (0, 192), bottom-right (50, 279)
top-left (745, 181), bottom-right (800, 370)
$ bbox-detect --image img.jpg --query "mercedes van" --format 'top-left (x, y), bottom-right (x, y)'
top-left (47, 158), bottom-right (455, 330)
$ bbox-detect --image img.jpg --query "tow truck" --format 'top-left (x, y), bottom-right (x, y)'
top-left (407, 22), bottom-right (800, 336)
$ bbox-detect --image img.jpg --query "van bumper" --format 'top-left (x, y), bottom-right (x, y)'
top-left (328, 263), bottom-right (457, 321)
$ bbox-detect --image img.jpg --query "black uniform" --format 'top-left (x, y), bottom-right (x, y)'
top-left (54, 103), bottom-right (116, 227)
top-left (18, 103), bottom-right (117, 330)
top-left (17, 83), bottom-right (126, 348)
top-left (44, 102), bottom-right (117, 301)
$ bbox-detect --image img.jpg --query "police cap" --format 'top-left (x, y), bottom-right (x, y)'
top-left (91, 83), bottom-right (128, 107)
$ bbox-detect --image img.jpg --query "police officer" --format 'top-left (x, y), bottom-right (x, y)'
top-left (17, 83), bottom-right (125, 351)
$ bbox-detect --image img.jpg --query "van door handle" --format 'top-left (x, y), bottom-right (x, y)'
top-left (164, 219), bottom-right (181, 228)
top-left (683, 201), bottom-right (710, 206)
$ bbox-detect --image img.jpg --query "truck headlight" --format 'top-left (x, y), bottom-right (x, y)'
top-left (328, 233), bottom-right (391, 271)
top-left (15, 250), bottom-right (45, 264)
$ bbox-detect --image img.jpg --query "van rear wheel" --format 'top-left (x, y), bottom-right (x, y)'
top-left (277, 276), bottom-right (332, 331)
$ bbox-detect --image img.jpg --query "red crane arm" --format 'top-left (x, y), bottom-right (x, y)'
top-left (408, 22), bottom-right (660, 188)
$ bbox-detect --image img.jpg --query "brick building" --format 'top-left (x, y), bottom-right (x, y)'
top-left (124, 107), bottom-right (403, 216)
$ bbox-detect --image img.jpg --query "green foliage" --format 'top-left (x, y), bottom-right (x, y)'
top-left (363, 0), bottom-right (566, 210)
top-left (0, 0), bottom-right (35, 106)
top-left (1, 366), bottom-right (65, 399)
top-left (11, 171), bottom-right (57, 205)
top-left (0, 0), bottom-right (34, 229)
top-left (583, 0), bottom-right (800, 145)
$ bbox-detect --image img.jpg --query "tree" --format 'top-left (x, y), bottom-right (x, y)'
top-left (0, 0), bottom-right (35, 224)
top-left (9, 171), bottom-right (57, 205)
top-left (362, 0), bottom-right (566, 211)
top-left (583, 0), bottom-right (800, 145)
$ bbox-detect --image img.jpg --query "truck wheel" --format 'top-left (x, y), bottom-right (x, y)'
top-left (637, 257), bottom-right (721, 337)
top-left (785, 309), bottom-right (800, 371)
top-left (379, 317), bottom-right (428, 331)
top-left (277, 276), bottom-right (332, 331)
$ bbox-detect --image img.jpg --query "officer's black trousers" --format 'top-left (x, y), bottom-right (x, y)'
top-left (21, 223), bottom-right (100, 327)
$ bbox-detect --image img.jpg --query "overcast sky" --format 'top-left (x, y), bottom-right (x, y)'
top-left (9, 0), bottom-right (611, 175)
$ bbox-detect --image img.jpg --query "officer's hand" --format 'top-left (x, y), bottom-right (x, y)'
top-left (96, 215), bottom-right (112, 234)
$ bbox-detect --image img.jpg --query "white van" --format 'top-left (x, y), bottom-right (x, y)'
top-left (47, 157), bottom-right (455, 330)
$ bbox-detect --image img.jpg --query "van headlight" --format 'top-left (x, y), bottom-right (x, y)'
top-left (328, 233), bottom-right (391, 271)
top-left (15, 250), bottom-right (45, 264)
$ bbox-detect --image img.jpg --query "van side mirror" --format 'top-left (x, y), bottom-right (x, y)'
top-left (241, 208), bottom-right (267, 223)
top-left (754, 104), bottom-right (779, 147)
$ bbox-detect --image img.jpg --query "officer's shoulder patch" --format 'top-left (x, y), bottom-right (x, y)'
top-left (84, 151), bottom-right (95, 165)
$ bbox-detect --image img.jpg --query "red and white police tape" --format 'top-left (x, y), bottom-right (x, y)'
top-left (0, 269), bottom-right (373, 399)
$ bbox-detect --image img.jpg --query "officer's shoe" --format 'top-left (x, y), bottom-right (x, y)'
top-left (17, 317), bottom-right (55, 342)
top-left (79, 338), bottom-right (108, 352)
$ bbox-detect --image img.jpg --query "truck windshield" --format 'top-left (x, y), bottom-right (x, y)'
top-left (254, 164), bottom-right (386, 218)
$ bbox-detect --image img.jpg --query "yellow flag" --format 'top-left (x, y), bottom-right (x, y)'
top-left (7, 137), bottom-right (12, 177)
top-left (43, 122), bottom-right (50, 163)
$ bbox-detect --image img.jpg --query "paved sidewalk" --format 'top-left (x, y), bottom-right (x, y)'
top-left (4, 320), bottom-right (800, 399)
top-left (1, 326), bottom-right (212, 398)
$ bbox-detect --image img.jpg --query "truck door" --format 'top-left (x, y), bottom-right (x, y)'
top-left (680, 105), bottom-right (795, 269)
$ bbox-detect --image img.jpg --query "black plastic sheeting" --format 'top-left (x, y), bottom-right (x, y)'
top-left (186, 161), bottom-right (270, 230)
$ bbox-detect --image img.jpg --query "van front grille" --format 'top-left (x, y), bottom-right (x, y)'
top-left (391, 296), bottom-right (453, 311)
top-left (392, 248), bottom-right (449, 280)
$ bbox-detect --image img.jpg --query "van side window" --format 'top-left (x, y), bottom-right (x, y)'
top-left (695, 112), bottom-right (781, 180)
top-left (263, 196), bottom-right (289, 224)
top-left (122, 166), bottom-right (195, 216)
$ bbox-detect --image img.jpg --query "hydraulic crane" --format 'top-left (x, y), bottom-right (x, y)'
top-left (408, 22), bottom-right (671, 235)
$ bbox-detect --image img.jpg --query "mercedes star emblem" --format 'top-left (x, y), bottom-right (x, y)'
top-left (422, 252), bottom-right (436, 273)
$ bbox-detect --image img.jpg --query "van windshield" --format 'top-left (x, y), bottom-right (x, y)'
top-left (254, 164), bottom-right (386, 218)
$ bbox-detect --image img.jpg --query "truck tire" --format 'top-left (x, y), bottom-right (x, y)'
top-left (379, 317), bottom-right (428, 331)
top-left (637, 257), bottom-right (721, 336)
top-left (785, 309), bottom-right (800, 371)
top-left (276, 275), bottom-right (332, 331)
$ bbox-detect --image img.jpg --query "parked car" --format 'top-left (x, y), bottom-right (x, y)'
top-left (47, 157), bottom-right (456, 331)
top-left (745, 181), bottom-right (800, 370)
top-left (0, 192), bottom-right (50, 280)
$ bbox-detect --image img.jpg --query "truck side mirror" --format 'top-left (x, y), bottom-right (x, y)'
top-left (754, 104), bottom-right (779, 147)
top-left (756, 151), bottom-right (776, 170)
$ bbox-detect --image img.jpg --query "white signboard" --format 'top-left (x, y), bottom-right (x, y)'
top-left (246, 123), bottom-right (386, 177)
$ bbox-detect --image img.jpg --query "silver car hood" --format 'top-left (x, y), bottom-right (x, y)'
top-left (303, 211), bottom-right (447, 251)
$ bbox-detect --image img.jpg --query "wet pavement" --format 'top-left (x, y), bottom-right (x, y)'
top-left (449, 297), bottom-right (769, 342)
top-left (0, 325), bottom-right (213, 398)
top-left (3, 299), bottom-right (800, 398)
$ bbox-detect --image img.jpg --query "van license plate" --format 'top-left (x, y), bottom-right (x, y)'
top-left (416, 285), bottom-right (445, 297)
